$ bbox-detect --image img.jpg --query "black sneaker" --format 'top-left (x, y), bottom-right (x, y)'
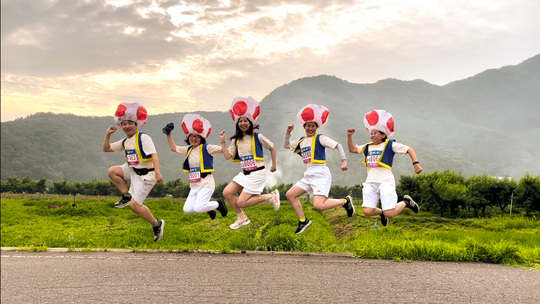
top-left (207, 210), bottom-right (217, 220)
top-left (380, 212), bottom-right (388, 226)
top-left (216, 199), bottom-right (228, 217)
top-left (295, 219), bottom-right (312, 234)
top-left (404, 195), bottom-right (419, 213)
top-left (153, 220), bottom-right (165, 242)
top-left (343, 196), bottom-right (355, 217)
top-left (114, 193), bottom-right (132, 208)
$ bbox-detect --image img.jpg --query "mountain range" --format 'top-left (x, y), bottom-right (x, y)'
top-left (2, 54), bottom-right (539, 186)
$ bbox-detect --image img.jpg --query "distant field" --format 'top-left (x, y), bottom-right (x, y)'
top-left (1, 194), bottom-right (538, 268)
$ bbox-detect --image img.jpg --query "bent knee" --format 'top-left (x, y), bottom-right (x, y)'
top-left (285, 190), bottom-right (296, 202)
top-left (313, 203), bottom-right (324, 211)
top-left (362, 207), bottom-right (378, 217)
top-left (108, 166), bottom-right (123, 176)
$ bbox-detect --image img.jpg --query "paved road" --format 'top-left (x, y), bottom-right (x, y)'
top-left (1, 249), bottom-right (539, 304)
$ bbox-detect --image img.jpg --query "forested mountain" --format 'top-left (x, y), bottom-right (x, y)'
top-left (2, 54), bottom-right (539, 186)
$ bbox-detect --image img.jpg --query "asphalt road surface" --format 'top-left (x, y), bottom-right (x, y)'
top-left (2, 249), bottom-right (539, 304)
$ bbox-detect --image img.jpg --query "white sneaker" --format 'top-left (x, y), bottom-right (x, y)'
top-left (270, 189), bottom-right (280, 212)
top-left (229, 217), bottom-right (251, 230)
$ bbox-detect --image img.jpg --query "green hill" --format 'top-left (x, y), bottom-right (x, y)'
top-left (2, 54), bottom-right (539, 184)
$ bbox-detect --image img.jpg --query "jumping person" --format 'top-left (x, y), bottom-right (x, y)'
top-left (162, 114), bottom-right (228, 220)
top-left (219, 96), bottom-right (280, 230)
top-left (103, 102), bottom-right (165, 242)
top-left (284, 104), bottom-right (355, 234)
top-left (347, 109), bottom-right (422, 226)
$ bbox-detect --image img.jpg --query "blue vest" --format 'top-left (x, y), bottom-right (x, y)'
top-left (122, 131), bottom-right (152, 162)
top-left (182, 144), bottom-right (214, 173)
top-left (361, 139), bottom-right (395, 169)
top-left (232, 132), bottom-right (264, 162)
top-left (294, 134), bottom-right (326, 164)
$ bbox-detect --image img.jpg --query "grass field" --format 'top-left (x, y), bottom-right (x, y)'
top-left (1, 194), bottom-right (538, 268)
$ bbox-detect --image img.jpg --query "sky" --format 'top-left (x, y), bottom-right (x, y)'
top-left (1, 0), bottom-right (539, 122)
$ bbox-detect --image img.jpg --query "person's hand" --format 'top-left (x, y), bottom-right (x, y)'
top-left (106, 126), bottom-right (117, 135)
top-left (270, 165), bottom-right (277, 172)
top-left (162, 123), bottom-right (174, 135)
top-left (347, 128), bottom-right (355, 136)
top-left (341, 160), bottom-right (348, 171)
top-left (155, 171), bottom-right (163, 182)
top-left (414, 164), bottom-right (423, 174)
top-left (219, 130), bottom-right (226, 142)
top-left (286, 124), bottom-right (294, 135)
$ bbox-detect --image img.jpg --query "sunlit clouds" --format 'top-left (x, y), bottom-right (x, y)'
top-left (1, 0), bottom-right (539, 121)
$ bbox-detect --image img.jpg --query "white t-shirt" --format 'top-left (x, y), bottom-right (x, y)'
top-left (176, 144), bottom-right (222, 188)
top-left (228, 133), bottom-right (274, 168)
top-left (354, 141), bottom-right (409, 185)
top-left (111, 133), bottom-right (156, 169)
top-left (289, 135), bottom-right (338, 167)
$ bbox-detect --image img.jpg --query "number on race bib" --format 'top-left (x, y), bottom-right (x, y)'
top-left (240, 155), bottom-right (258, 171)
top-left (126, 149), bottom-right (139, 165)
top-left (301, 147), bottom-right (312, 164)
top-left (190, 167), bottom-right (201, 183)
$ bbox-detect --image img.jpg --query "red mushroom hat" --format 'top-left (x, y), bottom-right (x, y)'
top-left (181, 114), bottom-right (212, 139)
top-left (114, 102), bottom-right (148, 127)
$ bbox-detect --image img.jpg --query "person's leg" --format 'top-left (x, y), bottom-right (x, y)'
top-left (183, 189), bottom-right (198, 214)
top-left (223, 181), bottom-right (243, 215)
top-left (192, 187), bottom-right (219, 213)
top-left (129, 200), bottom-right (157, 224)
top-left (108, 166), bottom-right (128, 194)
top-left (237, 191), bottom-right (273, 208)
top-left (286, 186), bottom-right (307, 219)
top-left (362, 207), bottom-right (383, 217)
top-left (380, 184), bottom-right (404, 219)
top-left (361, 183), bottom-right (388, 225)
top-left (286, 185), bottom-right (312, 234)
top-left (313, 195), bottom-right (346, 211)
top-left (361, 183), bottom-right (382, 216)
top-left (228, 190), bottom-right (253, 229)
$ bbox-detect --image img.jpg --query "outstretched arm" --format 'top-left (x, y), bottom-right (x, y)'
top-left (152, 153), bottom-right (163, 182)
top-left (166, 133), bottom-right (177, 152)
top-left (336, 143), bottom-right (348, 171)
top-left (407, 147), bottom-right (423, 174)
top-left (269, 146), bottom-right (277, 172)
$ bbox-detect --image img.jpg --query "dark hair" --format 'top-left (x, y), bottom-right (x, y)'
top-left (303, 121), bottom-right (319, 128)
top-left (230, 118), bottom-right (259, 141)
top-left (121, 120), bottom-right (137, 126)
top-left (184, 134), bottom-right (206, 145)
top-left (379, 130), bottom-right (387, 142)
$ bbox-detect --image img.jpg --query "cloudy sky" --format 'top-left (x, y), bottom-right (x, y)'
top-left (1, 0), bottom-right (539, 122)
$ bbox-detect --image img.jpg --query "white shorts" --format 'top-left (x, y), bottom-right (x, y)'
top-left (232, 169), bottom-right (267, 195)
top-left (295, 166), bottom-right (332, 197)
top-left (121, 163), bottom-right (156, 205)
top-left (362, 182), bottom-right (397, 211)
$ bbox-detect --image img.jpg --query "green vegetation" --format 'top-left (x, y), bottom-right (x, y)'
top-left (1, 195), bottom-right (538, 268)
top-left (3, 171), bottom-right (539, 216)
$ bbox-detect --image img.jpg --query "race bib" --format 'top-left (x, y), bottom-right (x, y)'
top-left (366, 150), bottom-right (382, 167)
top-left (240, 155), bottom-right (257, 171)
top-left (301, 146), bottom-right (312, 164)
top-left (126, 149), bottom-right (139, 165)
top-left (190, 167), bottom-right (201, 183)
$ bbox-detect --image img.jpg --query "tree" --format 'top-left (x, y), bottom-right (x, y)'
top-left (514, 174), bottom-right (540, 215)
top-left (417, 170), bottom-right (467, 217)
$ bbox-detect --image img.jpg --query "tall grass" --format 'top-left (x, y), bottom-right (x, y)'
top-left (1, 196), bottom-right (538, 268)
